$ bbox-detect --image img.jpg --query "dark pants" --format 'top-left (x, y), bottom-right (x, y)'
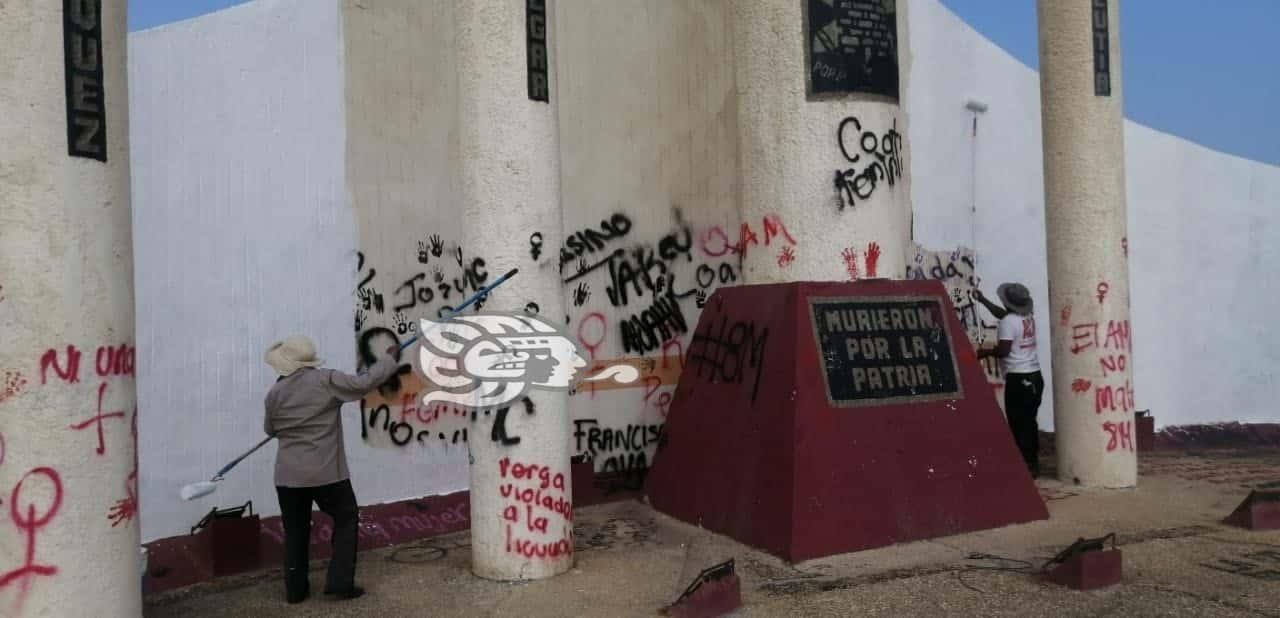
top-left (1004, 371), bottom-right (1044, 476)
top-left (275, 479), bottom-right (359, 601)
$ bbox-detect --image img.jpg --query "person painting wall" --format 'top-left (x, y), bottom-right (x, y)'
top-left (263, 336), bottom-right (400, 604)
top-left (974, 284), bottom-right (1044, 478)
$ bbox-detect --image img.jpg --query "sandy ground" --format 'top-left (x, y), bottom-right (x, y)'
top-left (145, 450), bottom-right (1280, 617)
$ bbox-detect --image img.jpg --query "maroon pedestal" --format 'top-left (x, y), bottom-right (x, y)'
top-left (645, 280), bottom-right (1048, 562)
top-left (192, 503), bottom-right (262, 577)
top-left (1042, 550), bottom-right (1123, 590)
top-left (1224, 490), bottom-right (1280, 531)
top-left (1135, 411), bottom-right (1155, 452)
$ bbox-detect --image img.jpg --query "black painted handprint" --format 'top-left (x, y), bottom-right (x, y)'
top-left (354, 309), bottom-right (367, 333)
top-left (393, 312), bottom-right (413, 335)
top-left (695, 289), bottom-right (707, 308)
top-left (572, 282), bottom-right (590, 307)
top-left (417, 241), bottom-right (430, 264)
top-left (429, 234), bottom-right (444, 258)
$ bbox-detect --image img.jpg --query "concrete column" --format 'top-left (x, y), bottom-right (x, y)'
top-left (1037, 0), bottom-right (1137, 487)
top-left (731, 0), bottom-right (911, 284)
top-left (453, 0), bottom-right (573, 580)
top-left (0, 1), bottom-right (142, 615)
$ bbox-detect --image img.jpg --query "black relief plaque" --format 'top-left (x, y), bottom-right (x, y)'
top-left (527, 0), bottom-right (550, 103)
top-left (1091, 0), bottom-right (1111, 97)
top-left (806, 0), bottom-right (900, 100)
top-left (63, 0), bottom-right (108, 161)
top-left (808, 296), bottom-right (963, 407)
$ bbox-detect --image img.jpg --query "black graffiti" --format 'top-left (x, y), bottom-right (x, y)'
top-left (529, 232), bottom-right (544, 260)
top-left (572, 282), bottom-right (590, 307)
top-left (356, 327), bottom-right (413, 395)
top-left (559, 214), bottom-right (633, 267)
top-left (620, 292), bottom-right (688, 354)
top-left (362, 401), bottom-right (470, 447)
top-left (491, 397), bottom-right (536, 446)
top-left (355, 310), bottom-right (367, 333)
top-left (687, 310), bottom-right (770, 402)
top-left (573, 419), bottom-right (664, 456)
top-left (695, 262), bottom-right (739, 289)
top-left (834, 116), bottom-right (903, 211)
top-left (429, 235), bottom-right (444, 258)
top-left (393, 313), bottom-right (414, 335)
top-left (63, 0), bottom-right (108, 161)
top-left (524, 302), bottom-right (540, 315)
top-left (393, 273), bottom-right (434, 312)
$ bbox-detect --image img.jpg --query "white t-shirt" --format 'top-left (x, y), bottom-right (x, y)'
top-left (997, 313), bottom-right (1040, 374)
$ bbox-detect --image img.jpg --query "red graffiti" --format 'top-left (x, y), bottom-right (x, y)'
top-left (40, 344), bottom-right (135, 385)
top-left (505, 525), bottom-right (573, 560)
top-left (0, 371), bottom-right (26, 405)
top-left (777, 246), bottom-right (796, 268)
top-left (1099, 354), bottom-right (1127, 376)
top-left (841, 248), bottom-right (860, 281)
top-left (578, 314), bottom-right (606, 363)
top-left (1071, 378), bottom-right (1092, 393)
top-left (761, 214), bottom-right (797, 247)
top-left (865, 242), bottom-right (881, 277)
top-left (1103, 421), bottom-right (1134, 453)
top-left (1096, 282), bottom-right (1110, 304)
top-left (1060, 305), bottom-right (1072, 326)
top-left (1069, 320), bottom-right (1130, 354)
top-left (699, 215), bottom-right (796, 261)
top-left (660, 337), bottom-right (685, 370)
top-left (699, 226), bottom-right (734, 258)
top-left (1095, 381), bottom-right (1135, 414)
top-left (0, 467), bottom-right (63, 607)
top-left (39, 346), bottom-right (81, 385)
top-left (1104, 319), bottom-right (1131, 352)
top-left (109, 410), bottom-right (139, 527)
top-left (94, 344), bottom-right (136, 378)
top-left (68, 382), bottom-right (126, 456)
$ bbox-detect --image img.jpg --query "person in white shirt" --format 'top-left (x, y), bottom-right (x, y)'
top-left (975, 283), bottom-right (1043, 478)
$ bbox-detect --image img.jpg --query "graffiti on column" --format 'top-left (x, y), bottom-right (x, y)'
top-left (806, 0), bottom-right (900, 100)
top-left (1064, 282), bottom-right (1134, 453)
top-left (834, 116), bottom-right (904, 211)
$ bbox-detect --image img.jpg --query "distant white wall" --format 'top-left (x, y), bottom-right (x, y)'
top-left (130, 0), bottom-right (353, 542)
top-left (907, 0), bottom-right (1280, 430)
top-left (1125, 123), bottom-right (1280, 428)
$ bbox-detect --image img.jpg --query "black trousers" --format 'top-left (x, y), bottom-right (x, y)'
top-left (275, 479), bottom-right (360, 600)
top-left (1003, 371), bottom-right (1044, 476)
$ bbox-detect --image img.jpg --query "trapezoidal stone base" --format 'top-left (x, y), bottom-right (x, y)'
top-left (645, 280), bottom-right (1049, 562)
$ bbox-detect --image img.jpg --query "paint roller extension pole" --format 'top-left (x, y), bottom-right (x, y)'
top-left (398, 268), bottom-right (519, 351)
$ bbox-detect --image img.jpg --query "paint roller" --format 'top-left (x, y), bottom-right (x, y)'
top-left (179, 268), bottom-right (521, 502)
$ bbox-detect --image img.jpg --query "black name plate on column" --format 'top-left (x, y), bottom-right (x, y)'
top-left (805, 0), bottom-right (899, 100)
top-left (63, 0), bottom-right (108, 161)
top-left (1092, 0), bottom-right (1111, 97)
top-left (527, 0), bottom-right (549, 102)
top-left (808, 296), bottom-right (963, 407)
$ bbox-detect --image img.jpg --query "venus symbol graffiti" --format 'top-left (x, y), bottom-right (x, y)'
top-left (416, 312), bottom-right (639, 409)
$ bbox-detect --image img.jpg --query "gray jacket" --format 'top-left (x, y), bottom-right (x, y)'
top-left (263, 354), bottom-right (400, 488)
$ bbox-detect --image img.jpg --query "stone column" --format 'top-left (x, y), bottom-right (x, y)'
top-left (0, 1), bottom-right (142, 615)
top-left (453, 0), bottom-right (573, 580)
top-left (1037, 0), bottom-right (1137, 487)
top-left (732, 0), bottom-right (911, 284)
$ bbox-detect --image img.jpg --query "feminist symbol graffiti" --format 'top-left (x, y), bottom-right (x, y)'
top-left (0, 468), bottom-right (64, 609)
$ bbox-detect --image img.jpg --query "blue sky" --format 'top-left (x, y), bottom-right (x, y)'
top-left (129, 0), bottom-right (1279, 167)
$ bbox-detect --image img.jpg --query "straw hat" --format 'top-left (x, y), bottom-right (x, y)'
top-left (997, 283), bottom-right (1034, 317)
top-left (265, 336), bottom-right (324, 377)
